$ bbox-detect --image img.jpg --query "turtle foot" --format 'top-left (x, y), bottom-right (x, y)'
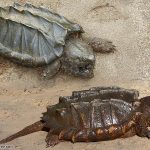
top-left (89, 37), bottom-right (116, 53)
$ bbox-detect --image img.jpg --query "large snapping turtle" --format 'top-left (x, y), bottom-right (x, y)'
top-left (0, 86), bottom-right (150, 147)
top-left (0, 3), bottom-right (116, 78)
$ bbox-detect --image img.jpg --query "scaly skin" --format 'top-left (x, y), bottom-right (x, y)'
top-left (0, 87), bottom-right (149, 147)
top-left (89, 37), bottom-right (116, 53)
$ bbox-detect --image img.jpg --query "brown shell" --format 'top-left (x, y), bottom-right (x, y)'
top-left (42, 86), bottom-right (139, 130)
top-left (70, 99), bottom-right (133, 128)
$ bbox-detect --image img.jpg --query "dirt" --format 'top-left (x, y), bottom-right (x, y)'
top-left (0, 0), bottom-right (150, 150)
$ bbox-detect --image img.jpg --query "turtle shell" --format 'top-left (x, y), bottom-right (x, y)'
top-left (42, 87), bottom-right (138, 129)
top-left (70, 99), bottom-right (134, 128)
top-left (0, 3), bottom-right (83, 66)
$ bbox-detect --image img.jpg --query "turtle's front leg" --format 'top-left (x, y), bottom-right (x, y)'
top-left (89, 37), bottom-right (116, 53)
top-left (42, 60), bottom-right (61, 79)
top-left (45, 130), bottom-right (60, 147)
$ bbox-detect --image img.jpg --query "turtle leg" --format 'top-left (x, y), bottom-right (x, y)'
top-left (89, 37), bottom-right (116, 53)
top-left (42, 60), bottom-right (61, 79)
top-left (45, 130), bottom-right (60, 147)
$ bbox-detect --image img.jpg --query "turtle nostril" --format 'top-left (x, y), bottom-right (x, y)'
top-left (78, 66), bottom-right (90, 75)
top-left (79, 65), bottom-right (90, 72)
top-left (79, 67), bottom-right (84, 72)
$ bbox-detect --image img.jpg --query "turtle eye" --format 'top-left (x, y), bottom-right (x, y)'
top-left (56, 108), bottom-right (67, 117)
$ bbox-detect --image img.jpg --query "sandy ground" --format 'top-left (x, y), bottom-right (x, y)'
top-left (0, 0), bottom-right (150, 150)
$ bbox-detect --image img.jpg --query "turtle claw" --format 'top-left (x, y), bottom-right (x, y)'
top-left (41, 60), bottom-right (61, 79)
top-left (45, 135), bottom-right (60, 148)
top-left (89, 37), bottom-right (116, 53)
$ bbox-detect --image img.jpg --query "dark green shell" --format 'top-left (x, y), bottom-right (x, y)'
top-left (0, 3), bottom-right (83, 66)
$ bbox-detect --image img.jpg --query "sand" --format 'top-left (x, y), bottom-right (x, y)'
top-left (0, 0), bottom-right (150, 149)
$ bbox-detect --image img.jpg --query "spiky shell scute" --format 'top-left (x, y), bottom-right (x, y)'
top-left (70, 99), bottom-right (133, 128)
top-left (0, 3), bottom-right (83, 66)
top-left (42, 86), bottom-right (139, 130)
top-left (59, 86), bottom-right (139, 104)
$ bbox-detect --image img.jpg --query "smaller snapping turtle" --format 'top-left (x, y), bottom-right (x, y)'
top-left (1, 86), bottom-right (149, 147)
top-left (0, 3), bottom-right (116, 78)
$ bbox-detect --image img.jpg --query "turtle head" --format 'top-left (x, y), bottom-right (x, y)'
top-left (61, 38), bottom-right (95, 78)
top-left (136, 96), bottom-right (150, 138)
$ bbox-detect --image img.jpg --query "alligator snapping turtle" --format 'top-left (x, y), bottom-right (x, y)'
top-left (0, 86), bottom-right (150, 147)
top-left (0, 3), bottom-right (116, 78)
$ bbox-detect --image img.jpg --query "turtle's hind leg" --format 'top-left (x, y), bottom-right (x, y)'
top-left (89, 37), bottom-right (116, 53)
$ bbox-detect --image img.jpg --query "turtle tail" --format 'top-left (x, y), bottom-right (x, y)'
top-left (0, 120), bottom-right (45, 144)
